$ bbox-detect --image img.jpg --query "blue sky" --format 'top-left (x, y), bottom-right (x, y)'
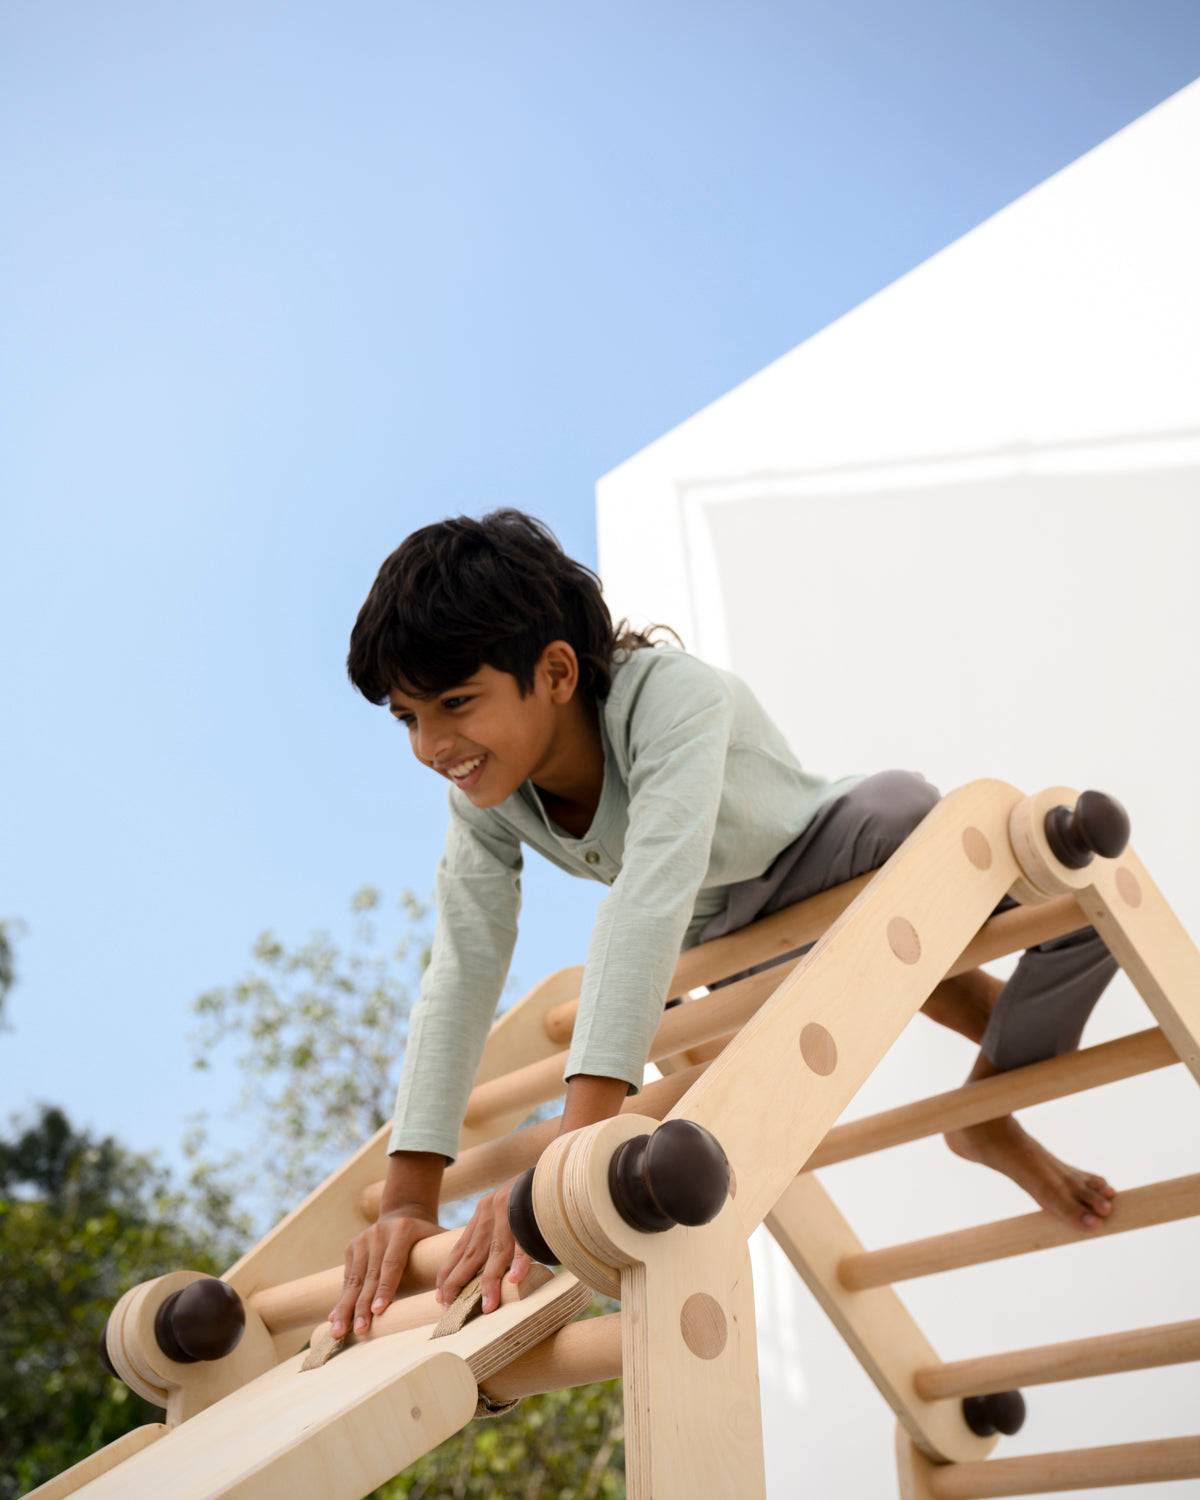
top-left (3, 1), bottom-right (1199, 1185)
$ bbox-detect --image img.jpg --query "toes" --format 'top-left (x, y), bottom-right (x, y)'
top-left (1078, 1178), bottom-right (1115, 1219)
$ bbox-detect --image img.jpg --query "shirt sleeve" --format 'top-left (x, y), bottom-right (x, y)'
top-left (565, 657), bottom-right (734, 1088)
top-left (387, 796), bottom-right (523, 1161)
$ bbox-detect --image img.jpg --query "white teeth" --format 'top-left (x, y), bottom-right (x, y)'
top-left (447, 755), bottom-right (484, 781)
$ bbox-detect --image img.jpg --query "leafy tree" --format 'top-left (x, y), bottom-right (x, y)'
top-left (0, 1106), bottom-right (231, 1499)
top-left (188, 888), bottom-right (432, 1227)
top-left (193, 889), bottom-right (626, 1497)
top-left (0, 917), bottom-right (24, 1031)
top-left (376, 1302), bottom-right (625, 1500)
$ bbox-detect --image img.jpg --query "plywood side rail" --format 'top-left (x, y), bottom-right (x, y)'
top-left (809, 1028), bottom-right (1176, 1170)
top-left (841, 1172), bottom-right (1200, 1290)
top-left (914, 1317), bottom-right (1200, 1400)
top-left (921, 1435), bottom-right (1200, 1498)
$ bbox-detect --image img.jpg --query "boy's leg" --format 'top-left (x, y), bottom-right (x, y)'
top-left (943, 930), bottom-right (1119, 1230)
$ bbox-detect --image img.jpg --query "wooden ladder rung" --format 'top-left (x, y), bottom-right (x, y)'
top-left (810, 1028), bottom-right (1177, 1170)
top-left (914, 1317), bottom-right (1200, 1398)
top-left (922, 1434), bottom-right (1200, 1498)
top-left (840, 1173), bottom-right (1200, 1290)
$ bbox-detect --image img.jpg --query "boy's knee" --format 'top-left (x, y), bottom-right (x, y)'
top-left (851, 770), bottom-right (940, 850)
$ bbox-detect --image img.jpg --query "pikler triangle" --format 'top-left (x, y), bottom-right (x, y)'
top-left (32, 781), bottom-right (1200, 1499)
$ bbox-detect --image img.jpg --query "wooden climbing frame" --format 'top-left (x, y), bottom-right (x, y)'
top-left (31, 780), bottom-right (1200, 1499)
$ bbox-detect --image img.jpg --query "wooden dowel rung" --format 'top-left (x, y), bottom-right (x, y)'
top-left (248, 1231), bottom-right (463, 1333)
top-left (926, 1435), bottom-right (1200, 1497)
top-left (839, 1173), bottom-right (1200, 1290)
top-left (479, 1312), bottom-right (624, 1403)
top-left (467, 966), bottom-right (783, 1132)
top-left (809, 1028), bottom-right (1176, 1170)
top-left (487, 893), bottom-right (1088, 1135)
top-left (542, 890), bottom-right (1087, 1049)
top-left (914, 1317), bottom-right (1200, 1399)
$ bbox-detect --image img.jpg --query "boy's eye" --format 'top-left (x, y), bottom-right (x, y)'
top-left (393, 713), bottom-right (416, 729)
top-left (443, 695), bottom-right (471, 710)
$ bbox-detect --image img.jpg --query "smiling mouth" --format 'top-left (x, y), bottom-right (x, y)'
top-left (444, 754), bottom-right (486, 783)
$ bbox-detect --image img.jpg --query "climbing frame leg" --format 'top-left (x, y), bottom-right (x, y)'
top-left (535, 1114), bottom-right (766, 1500)
top-left (618, 1201), bottom-right (763, 1498)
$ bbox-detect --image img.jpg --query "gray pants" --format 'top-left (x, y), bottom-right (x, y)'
top-left (699, 770), bottom-right (1118, 1070)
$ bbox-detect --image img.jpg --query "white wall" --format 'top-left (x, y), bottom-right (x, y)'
top-left (597, 80), bottom-right (1200, 1499)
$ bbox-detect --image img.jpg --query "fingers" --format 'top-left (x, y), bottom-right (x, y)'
top-left (507, 1244), bottom-right (532, 1285)
top-left (436, 1188), bottom-right (522, 1314)
top-left (478, 1229), bottom-right (514, 1314)
top-left (329, 1238), bottom-right (367, 1339)
top-left (330, 1217), bottom-right (419, 1338)
top-left (1077, 1175), bottom-right (1117, 1227)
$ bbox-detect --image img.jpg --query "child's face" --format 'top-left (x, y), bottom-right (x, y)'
top-left (387, 659), bottom-right (566, 808)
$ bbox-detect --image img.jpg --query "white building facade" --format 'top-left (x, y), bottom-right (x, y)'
top-left (598, 81), bottom-right (1200, 1498)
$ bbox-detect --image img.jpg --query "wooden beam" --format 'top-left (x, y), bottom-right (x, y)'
top-left (840, 1173), bottom-right (1200, 1290)
top-left (809, 1028), bottom-right (1176, 1170)
top-left (923, 1435), bottom-right (1200, 1497)
top-left (914, 1317), bottom-right (1200, 1399)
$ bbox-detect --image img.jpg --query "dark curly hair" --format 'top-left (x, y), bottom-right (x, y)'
top-left (347, 510), bottom-right (667, 704)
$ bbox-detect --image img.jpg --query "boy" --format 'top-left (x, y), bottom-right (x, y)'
top-left (329, 510), bottom-right (1117, 1340)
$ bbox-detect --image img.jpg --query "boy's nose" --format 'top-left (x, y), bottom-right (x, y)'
top-left (414, 721), bottom-right (452, 765)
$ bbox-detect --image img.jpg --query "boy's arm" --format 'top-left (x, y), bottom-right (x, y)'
top-left (328, 1150), bottom-right (446, 1339)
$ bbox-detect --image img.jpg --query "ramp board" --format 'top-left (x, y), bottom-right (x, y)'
top-left (62, 1273), bottom-right (589, 1500)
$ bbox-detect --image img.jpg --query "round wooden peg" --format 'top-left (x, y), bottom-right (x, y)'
top-left (1044, 790), bottom-right (1130, 870)
top-left (508, 1165), bottom-right (560, 1266)
top-left (154, 1278), bottom-right (245, 1364)
top-left (608, 1119), bottom-right (730, 1234)
top-left (962, 1389), bottom-right (1026, 1438)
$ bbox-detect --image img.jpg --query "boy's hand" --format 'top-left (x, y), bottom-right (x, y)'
top-left (436, 1177), bottom-right (531, 1315)
top-left (330, 1208), bottom-right (444, 1339)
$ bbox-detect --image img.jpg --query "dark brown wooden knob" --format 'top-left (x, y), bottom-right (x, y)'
top-left (507, 1166), bottom-right (559, 1266)
top-left (98, 1321), bottom-right (119, 1379)
top-left (154, 1278), bottom-right (245, 1363)
top-left (608, 1120), bottom-right (730, 1234)
top-left (963, 1389), bottom-right (1026, 1437)
top-left (1045, 790), bottom-right (1130, 870)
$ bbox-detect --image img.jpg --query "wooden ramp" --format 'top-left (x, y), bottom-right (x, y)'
top-left (35, 780), bottom-right (1200, 1499)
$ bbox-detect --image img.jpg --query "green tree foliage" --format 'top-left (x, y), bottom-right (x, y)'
top-left (0, 1106), bottom-right (229, 1499)
top-left (379, 1346), bottom-right (625, 1500)
top-left (0, 917), bottom-right (24, 1030)
top-left (188, 888), bottom-right (432, 1226)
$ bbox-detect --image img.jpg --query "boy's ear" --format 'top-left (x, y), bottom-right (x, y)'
top-left (540, 640), bottom-right (580, 701)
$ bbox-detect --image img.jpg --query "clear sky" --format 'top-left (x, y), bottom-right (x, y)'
top-left (3, 1), bottom-right (1200, 1182)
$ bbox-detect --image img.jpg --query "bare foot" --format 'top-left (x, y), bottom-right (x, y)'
top-left (946, 1113), bottom-right (1116, 1231)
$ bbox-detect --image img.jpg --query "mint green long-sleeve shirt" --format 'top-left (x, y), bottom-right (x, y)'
top-left (388, 647), bottom-right (857, 1160)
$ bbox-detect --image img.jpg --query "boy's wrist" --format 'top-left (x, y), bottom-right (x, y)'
top-left (557, 1073), bottom-right (630, 1137)
top-left (380, 1149), bottom-right (445, 1220)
